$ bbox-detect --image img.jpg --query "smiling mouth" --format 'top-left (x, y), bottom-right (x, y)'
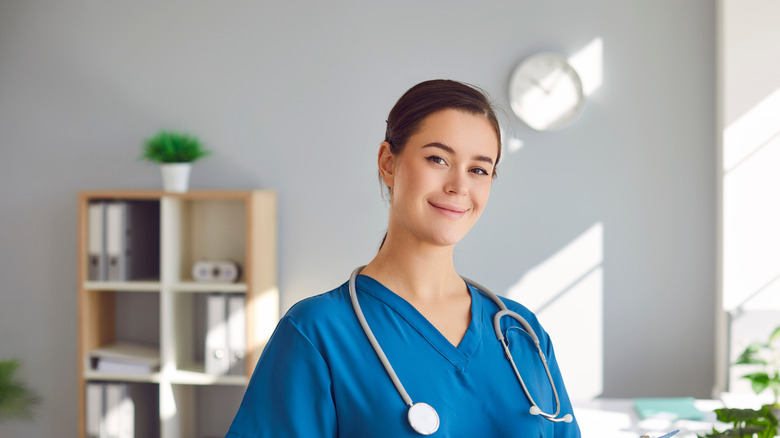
top-left (429, 201), bottom-right (468, 218)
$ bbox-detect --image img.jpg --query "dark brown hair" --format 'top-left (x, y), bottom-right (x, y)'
top-left (384, 79), bottom-right (502, 178)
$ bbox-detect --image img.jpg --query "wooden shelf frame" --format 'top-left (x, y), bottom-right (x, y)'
top-left (77, 190), bottom-right (278, 438)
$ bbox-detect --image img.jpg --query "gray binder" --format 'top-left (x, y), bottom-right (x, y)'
top-left (227, 294), bottom-right (247, 376)
top-left (106, 202), bottom-right (129, 282)
top-left (205, 293), bottom-right (230, 375)
top-left (87, 202), bottom-right (107, 281)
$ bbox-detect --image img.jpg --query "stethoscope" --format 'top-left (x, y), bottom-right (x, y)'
top-left (348, 266), bottom-right (573, 435)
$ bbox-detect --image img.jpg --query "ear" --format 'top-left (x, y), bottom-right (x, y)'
top-left (377, 141), bottom-right (396, 189)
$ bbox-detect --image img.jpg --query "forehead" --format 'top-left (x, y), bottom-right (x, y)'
top-left (409, 109), bottom-right (500, 158)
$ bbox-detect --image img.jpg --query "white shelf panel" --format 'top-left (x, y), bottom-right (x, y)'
top-left (83, 281), bottom-right (161, 292)
top-left (84, 370), bottom-right (162, 383)
top-left (168, 366), bottom-right (248, 386)
top-left (168, 282), bottom-right (247, 293)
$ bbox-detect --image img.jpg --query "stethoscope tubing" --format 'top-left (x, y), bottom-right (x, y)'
top-left (348, 265), bottom-right (572, 430)
top-left (349, 266), bottom-right (414, 408)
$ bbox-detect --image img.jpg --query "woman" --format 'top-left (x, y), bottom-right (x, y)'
top-left (226, 79), bottom-right (580, 437)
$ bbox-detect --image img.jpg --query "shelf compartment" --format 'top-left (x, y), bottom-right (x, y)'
top-left (163, 384), bottom-right (245, 438)
top-left (161, 197), bottom-right (247, 284)
top-left (86, 381), bottom-right (160, 438)
top-left (84, 198), bottom-right (161, 283)
top-left (81, 291), bottom-right (161, 379)
top-left (164, 292), bottom-right (248, 381)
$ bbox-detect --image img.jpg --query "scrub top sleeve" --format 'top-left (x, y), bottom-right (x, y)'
top-left (542, 332), bottom-right (582, 438)
top-left (226, 315), bottom-right (337, 438)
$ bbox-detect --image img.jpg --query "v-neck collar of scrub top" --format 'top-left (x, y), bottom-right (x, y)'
top-left (355, 274), bottom-right (484, 372)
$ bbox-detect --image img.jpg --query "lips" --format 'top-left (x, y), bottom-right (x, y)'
top-left (429, 201), bottom-right (469, 219)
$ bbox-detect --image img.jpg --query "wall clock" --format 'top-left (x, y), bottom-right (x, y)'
top-left (508, 52), bottom-right (585, 131)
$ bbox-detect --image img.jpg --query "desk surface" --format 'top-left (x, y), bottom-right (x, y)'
top-left (572, 398), bottom-right (724, 438)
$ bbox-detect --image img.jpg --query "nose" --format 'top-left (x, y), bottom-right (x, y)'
top-left (444, 170), bottom-right (468, 195)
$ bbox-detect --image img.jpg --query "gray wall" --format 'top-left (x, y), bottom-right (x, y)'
top-left (0, 1), bottom-right (716, 436)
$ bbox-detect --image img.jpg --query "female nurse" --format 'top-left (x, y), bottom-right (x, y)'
top-left (226, 79), bottom-right (581, 437)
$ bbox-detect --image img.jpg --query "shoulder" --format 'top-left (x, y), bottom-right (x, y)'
top-left (286, 281), bottom-right (351, 319)
top-left (279, 281), bottom-right (356, 340)
top-left (498, 295), bottom-right (540, 325)
top-left (468, 283), bottom-right (550, 342)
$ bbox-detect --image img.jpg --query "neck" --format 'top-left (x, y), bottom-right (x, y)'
top-left (361, 231), bottom-right (462, 302)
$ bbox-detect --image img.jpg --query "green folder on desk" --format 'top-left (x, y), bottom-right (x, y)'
top-left (634, 397), bottom-right (705, 421)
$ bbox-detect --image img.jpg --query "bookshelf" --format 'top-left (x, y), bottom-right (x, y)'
top-left (77, 190), bottom-right (278, 438)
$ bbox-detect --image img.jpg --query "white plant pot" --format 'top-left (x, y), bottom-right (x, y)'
top-left (160, 163), bottom-right (192, 193)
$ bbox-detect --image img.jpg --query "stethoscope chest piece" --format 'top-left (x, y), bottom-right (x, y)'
top-left (408, 402), bottom-right (439, 435)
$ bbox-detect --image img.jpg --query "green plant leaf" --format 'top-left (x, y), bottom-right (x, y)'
top-left (0, 359), bottom-right (40, 421)
top-left (770, 325), bottom-right (780, 344)
top-left (735, 342), bottom-right (767, 365)
top-left (742, 372), bottom-right (771, 395)
top-left (716, 407), bottom-right (762, 423)
top-left (698, 428), bottom-right (728, 438)
top-left (141, 130), bottom-right (210, 163)
top-left (724, 425), bottom-right (766, 437)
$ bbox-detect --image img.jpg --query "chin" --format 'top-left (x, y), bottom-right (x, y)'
top-left (425, 229), bottom-right (469, 247)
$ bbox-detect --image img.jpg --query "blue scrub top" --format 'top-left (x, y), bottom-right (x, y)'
top-left (227, 275), bottom-right (581, 438)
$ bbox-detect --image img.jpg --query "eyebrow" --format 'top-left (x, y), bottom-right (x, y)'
top-left (422, 142), bottom-right (495, 165)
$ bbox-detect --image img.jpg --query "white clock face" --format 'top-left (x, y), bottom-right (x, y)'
top-left (509, 52), bottom-right (584, 131)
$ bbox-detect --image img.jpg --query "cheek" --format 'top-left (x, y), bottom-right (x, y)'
top-left (473, 181), bottom-right (492, 207)
top-left (396, 161), bottom-right (434, 194)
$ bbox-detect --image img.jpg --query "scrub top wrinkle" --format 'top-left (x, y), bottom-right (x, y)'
top-left (357, 275), bottom-right (483, 371)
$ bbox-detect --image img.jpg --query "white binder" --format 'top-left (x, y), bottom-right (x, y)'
top-left (106, 202), bottom-right (129, 282)
top-left (104, 383), bottom-right (122, 438)
top-left (86, 382), bottom-right (103, 438)
top-left (87, 202), bottom-right (107, 281)
top-left (227, 294), bottom-right (247, 376)
top-left (117, 384), bottom-right (135, 438)
top-left (205, 294), bottom-right (230, 375)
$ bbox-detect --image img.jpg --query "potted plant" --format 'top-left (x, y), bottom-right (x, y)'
top-left (0, 359), bottom-right (40, 422)
top-left (698, 325), bottom-right (780, 437)
top-left (734, 325), bottom-right (780, 413)
top-left (141, 130), bottom-right (210, 193)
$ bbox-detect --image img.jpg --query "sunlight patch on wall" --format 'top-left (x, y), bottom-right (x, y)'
top-left (724, 87), bottom-right (780, 173)
top-left (506, 222), bottom-right (604, 400)
top-left (722, 86), bottom-right (780, 312)
top-left (569, 37), bottom-right (603, 97)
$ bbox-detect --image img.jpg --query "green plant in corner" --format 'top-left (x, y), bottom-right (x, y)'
top-left (734, 325), bottom-right (780, 409)
top-left (697, 406), bottom-right (778, 438)
top-left (141, 130), bottom-right (210, 163)
top-left (0, 359), bottom-right (40, 421)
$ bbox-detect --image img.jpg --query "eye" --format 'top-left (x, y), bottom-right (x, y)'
top-left (470, 167), bottom-right (490, 176)
top-left (426, 155), bottom-right (447, 166)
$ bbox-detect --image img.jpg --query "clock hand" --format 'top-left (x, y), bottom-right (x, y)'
top-left (530, 78), bottom-right (550, 95)
top-left (546, 68), bottom-right (565, 92)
